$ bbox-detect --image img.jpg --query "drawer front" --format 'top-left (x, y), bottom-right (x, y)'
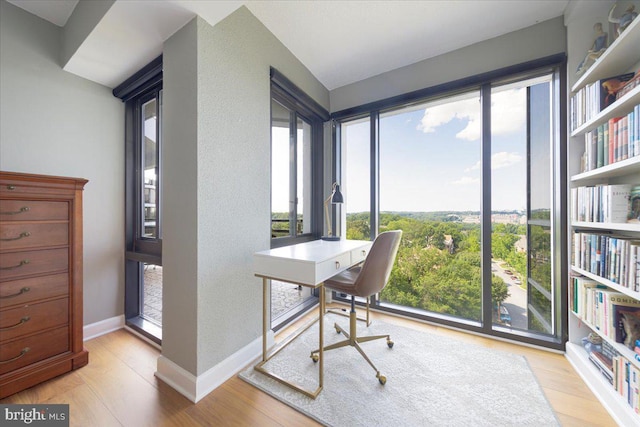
top-left (0, 273), bottom-right (68, 310)
top-left (0, 200), bottom-right (68, 222)
top-left (0, 222), bottom-right (68, 250)
top-left (351, 246), bottom-right (370, 264)
top-left (317, 252), bottom-right (352, 283)
top-left (0, 326), bottom-right (69, 375)
top-left (0, 248), bottom-right (68, 281)
top-left (0, 298), bottom-right (68, 343)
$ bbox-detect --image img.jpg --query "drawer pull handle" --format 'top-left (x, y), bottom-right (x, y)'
top-left (361, 250), bottom-right (366, 256)
top-left (0, 206), bottom-right (30, 215)
top-left (335, 261), bottom-right (341, 269)
top-left (0, 347), bottom-right (30, 364)
top-left (6, 185), bottom-right (16, 191)
top-left (0, 260), bottom-right (29, 270)
top-left (0, 231), bottom-right (31, 241)
top-left (0, 287), bottom-right (30, 299)
top-left (0, 316), bottom-right (30, 331)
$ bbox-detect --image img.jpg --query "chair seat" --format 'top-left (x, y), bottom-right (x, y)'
top-left (325, 265), bottom-right (362, 295)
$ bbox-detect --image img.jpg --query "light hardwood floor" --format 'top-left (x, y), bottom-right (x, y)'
top-left (1, 306), bottom-right (618, 426)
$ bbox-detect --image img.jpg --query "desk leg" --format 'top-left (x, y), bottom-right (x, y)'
top-left (254, 279), bottom-right (324, 399)
top-left (319, 282), bottom-right (324, 389)
top-left (262, 277), bottom-right (268, 362)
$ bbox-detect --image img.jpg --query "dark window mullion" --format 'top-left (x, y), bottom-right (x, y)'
top-left (289, 111), bottom-right (297, 237)
top-left (480, 83), bottom-right (493, 331)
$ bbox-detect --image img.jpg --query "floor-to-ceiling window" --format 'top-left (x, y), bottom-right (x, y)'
top-left (269, 68), bottom-right (329, 330)
top-left (114, 57), bottom-right (163, 343)
top-left (337, 57), bottom-right (566, 348)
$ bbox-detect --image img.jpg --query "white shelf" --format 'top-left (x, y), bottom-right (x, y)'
top-left (568, 6), bottom-right (640, 425)
top-left (571, 221), bottom-right (640, 233)
top-left (571, 155), bottom-right (640, 182)
top-left (571, 85), bottom-right (640, 136)
top-left (572, 17), bottom-right (640, 93)
top-left (569, 310), bottom-right (640, 370)
top-left (566, 342), bottom-right (640, 427)
top-left (571, 266), bottom-right (640, 300)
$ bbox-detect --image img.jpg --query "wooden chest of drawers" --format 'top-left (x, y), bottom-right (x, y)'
top-left (0, 171), bottom-right (88, 398)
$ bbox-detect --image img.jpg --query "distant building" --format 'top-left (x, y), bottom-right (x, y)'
top-left (514, 235), bottom-right (527, 253)
top-left (443, 234), bottom-right (455, 254)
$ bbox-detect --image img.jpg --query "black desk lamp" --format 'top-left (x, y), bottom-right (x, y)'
top-left (322, 183), bottom-right (344, 241)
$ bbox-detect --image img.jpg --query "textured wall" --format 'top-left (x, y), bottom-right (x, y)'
top-left (161, 7), bottom-right (329, 376)
top-left (330, 16), bottom-right (567, 112)
top-left (0, 0), bottom-right (125, 325)
top-left (161, 18), bottom-right (200, 373)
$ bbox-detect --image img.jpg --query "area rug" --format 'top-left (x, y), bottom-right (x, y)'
top-left (239, 313), bottom-right (559, 427)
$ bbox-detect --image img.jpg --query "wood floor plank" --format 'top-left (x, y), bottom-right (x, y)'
top-left (0, 306), bottom-right (620, 426)
top-left (79, 339), bottom-right (194, 427)
top-left (44, 383), bottom-right (123, 427)
top-left (545, 388), bottom-right (618, 426)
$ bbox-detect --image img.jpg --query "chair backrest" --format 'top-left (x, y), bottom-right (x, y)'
top-left (353, 230), bottom-right (402, 298)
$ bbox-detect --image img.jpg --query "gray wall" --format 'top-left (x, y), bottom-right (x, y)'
top-left (0, 0), bottom-right (125, 326)
top-left (162, 7), bottom-right (329, 375)
top-left (330, 16), bottom-right (567, 112)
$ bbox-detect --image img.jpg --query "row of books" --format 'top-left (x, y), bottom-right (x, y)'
top-left (617, 72), bottom-right (640, 101)
top-left (614, 351), bottom-right (640, 413)
top-left (588, 341), bottom-right (640, 413)
top-left (572, 276), bottom-right (640, 344)
top-left (580, 104), bottom-right (640, 173)
top-left (570, 184), bottom-right (634, 223)
top-left (572, 232), bottom-right (640, 291)
top-left (570, 71), bottom-right (635, 132)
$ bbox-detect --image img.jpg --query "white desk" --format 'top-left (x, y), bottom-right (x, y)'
top-left (253, 239), bottom-right (372, 398)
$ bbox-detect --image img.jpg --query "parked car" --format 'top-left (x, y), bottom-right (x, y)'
top-left (499, 305), bottom-right (511, 326)
top-left (504, 269), bottom-right (512, 275)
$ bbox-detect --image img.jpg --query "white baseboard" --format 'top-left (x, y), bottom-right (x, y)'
top-left (155, 330), bottom-right (274, 403)
top-left (84, 315), bottom-right (125, 341)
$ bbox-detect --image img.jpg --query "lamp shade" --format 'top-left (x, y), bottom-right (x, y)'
top-left (331, 184), bottom-right (344, 204)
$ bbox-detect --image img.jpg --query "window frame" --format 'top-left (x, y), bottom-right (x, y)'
top-left (270, 68), bottom-right (329, 249)
top-left (332, 54), bottom-right (567, 350)
top-left (114, 56), bottom-right (163, 344)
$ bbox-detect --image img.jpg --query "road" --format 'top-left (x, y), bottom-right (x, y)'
top-left (492, 260), bottom-right (527, 329)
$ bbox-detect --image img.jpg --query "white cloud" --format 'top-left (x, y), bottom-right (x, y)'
top-left (465, 161), bottom-right (481, 173)
top-left (451, 176), bottom-right (479, 186)
top-left (492, 89), bottom-right (527, 136)
top-left (464, 151), bottom-right (523, 173)
top-left (492, 151), bottom-right (523, 169)
top-left (417, 88), bottom-right (526, 141)
top-left (417, 97), bottom-right (480, 141)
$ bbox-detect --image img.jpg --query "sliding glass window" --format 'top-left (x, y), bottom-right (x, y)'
top-left (114, 57), bottom-right (163, 344)
top-left (269, 68), bottom-right (329, 330)
top-left (337, 57), bottom-right (566, 349)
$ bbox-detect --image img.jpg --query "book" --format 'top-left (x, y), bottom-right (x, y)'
top-left (600, 72), bottom-right (635, 110)
top-left (614, 305), bottom-right (640, 347)
top-left (617, 71), bottom-right (640, 100)
top-left (608, 184), bottom-right (631, 223)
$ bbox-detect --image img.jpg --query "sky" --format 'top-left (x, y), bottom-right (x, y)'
top-left (343, 82), bottom-right (551, 213)
top-left (272, 77), bottom-right (552, 215)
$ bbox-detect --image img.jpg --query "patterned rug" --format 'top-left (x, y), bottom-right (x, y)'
top-left (239, 314), bottom-right (559, 427)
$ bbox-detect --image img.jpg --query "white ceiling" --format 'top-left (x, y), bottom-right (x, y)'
top-left (7, 0), bottom-right (570, 90)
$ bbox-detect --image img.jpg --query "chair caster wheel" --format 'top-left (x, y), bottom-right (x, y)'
top-left (387, 340), bottom-right (394, 348)
top-left (311, 354), bottom-right (319, 363)
top-left (378, 375), bottom-right (386, 385)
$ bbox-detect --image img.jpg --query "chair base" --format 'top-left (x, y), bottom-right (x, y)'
top-left (326, 296), bottom-right (372, 326)
top-left (311, 304), bottom-right (393, 385)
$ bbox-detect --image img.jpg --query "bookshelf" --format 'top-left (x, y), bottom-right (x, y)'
top-left (566, 5), bottom-right (640, 426)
